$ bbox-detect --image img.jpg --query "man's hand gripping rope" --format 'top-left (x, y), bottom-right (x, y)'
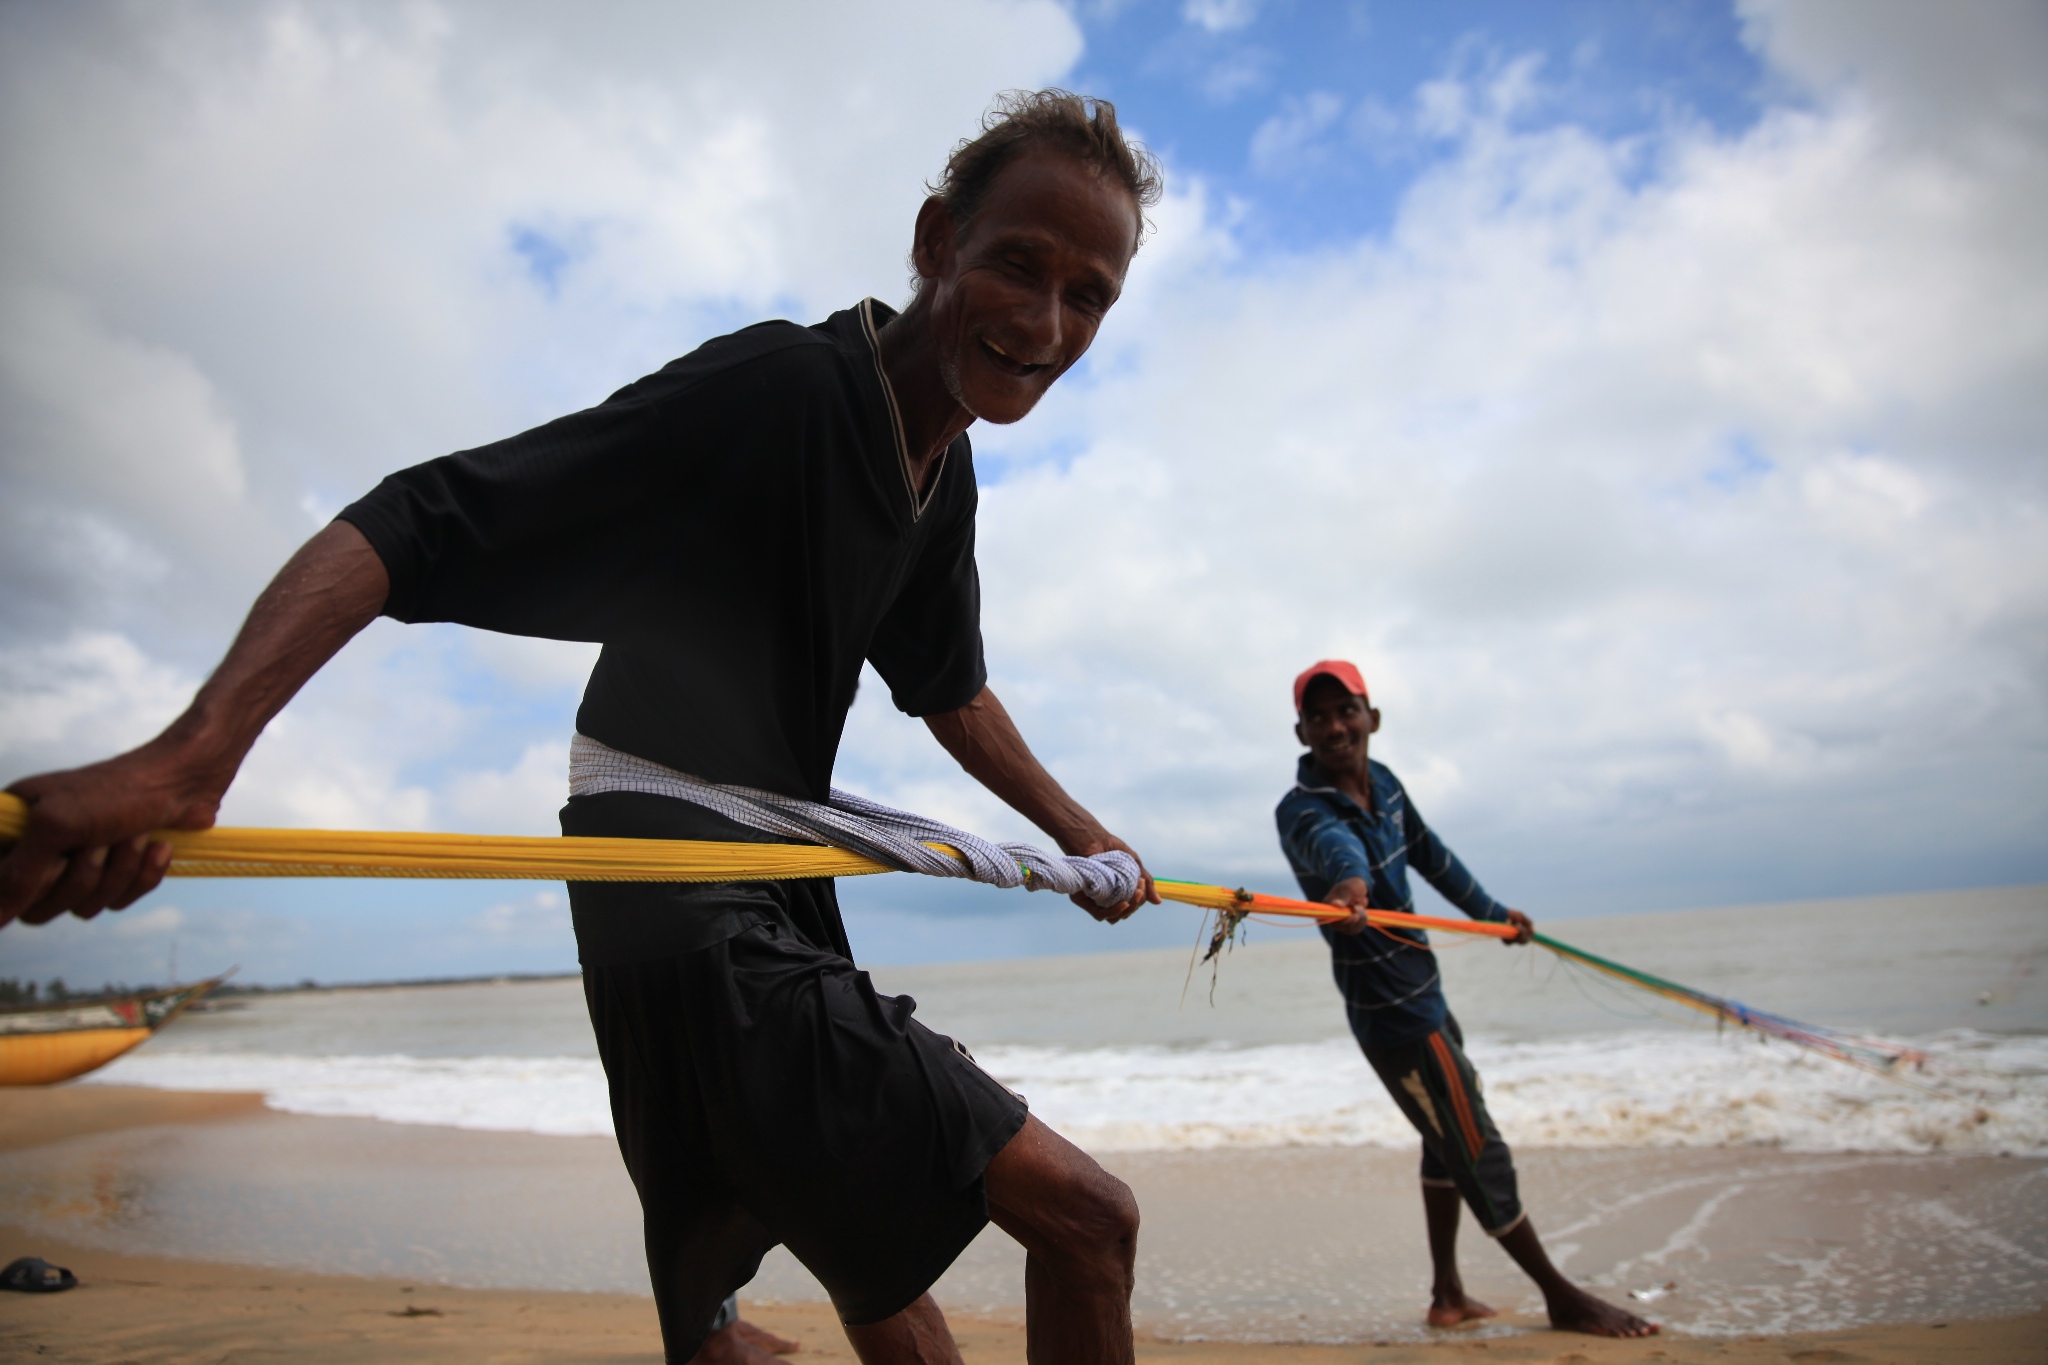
top-left (1321, 876), bottom-right (1533, 944)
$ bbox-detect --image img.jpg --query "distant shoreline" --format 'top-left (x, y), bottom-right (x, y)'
top-left (20, 879), bottom-right (2043, 998)
top-left (211, 969), bottom-right (583, 998)
top-left (0, 969), bottom-right (586, 1012)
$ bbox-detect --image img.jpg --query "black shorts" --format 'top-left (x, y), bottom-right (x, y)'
top-left (1361, 1013), bottom-right (1525, 1236)
top-left (581, 921), bottom-right (1028, 1362)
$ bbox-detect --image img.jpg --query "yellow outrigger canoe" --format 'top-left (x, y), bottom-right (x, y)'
top-left (0, 977), bottom-right (224, 1086)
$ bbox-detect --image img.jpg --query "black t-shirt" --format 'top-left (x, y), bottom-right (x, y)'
top-left (338, 299), bottom-right (987, 964)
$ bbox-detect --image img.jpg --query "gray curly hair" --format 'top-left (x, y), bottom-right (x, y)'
top-left (929, 89), bottom-right (1163, 254)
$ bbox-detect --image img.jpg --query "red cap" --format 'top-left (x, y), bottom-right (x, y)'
top-left (1293, 659), bottom-right (1369, 713)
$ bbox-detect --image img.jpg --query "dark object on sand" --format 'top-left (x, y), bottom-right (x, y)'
top-left (1, 1257), bottom-right (77, 1292)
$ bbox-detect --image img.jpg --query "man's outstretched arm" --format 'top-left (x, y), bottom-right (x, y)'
top-left (924, 686), bottom-right (1159, 922)
top-left (1400, 801), bottom-right (1535, 944)
top-left (0, 521), bottom-right (389, 928)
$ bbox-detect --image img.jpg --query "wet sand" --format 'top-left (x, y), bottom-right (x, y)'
top-left (5, 1225), bottom-right (2044, 1365)
top-left (0, 1082), bottom-right (266, 1152)
top-left (2, 1085), bottom-right (2044, 1362)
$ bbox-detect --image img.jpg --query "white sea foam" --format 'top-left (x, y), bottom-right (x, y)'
top-left (96, 1028), bottom-right (2048, 1155)
top-left (982, 1031), bottom-right (2048, 1155)
top-left (94, 1051), bottom-right (616, 1137)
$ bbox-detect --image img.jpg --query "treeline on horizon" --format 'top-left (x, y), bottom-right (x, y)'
top-left (0, 970), bottom-right (581, 1008)
top-left (0, 976), bottom-right (159, 1007)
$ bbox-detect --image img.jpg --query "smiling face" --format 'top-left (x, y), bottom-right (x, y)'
top-left (1295, 675), bottom-right (1380, 778)
top-left (912, 150), bottom-right (1141, 425)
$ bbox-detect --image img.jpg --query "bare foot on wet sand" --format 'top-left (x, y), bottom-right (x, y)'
top-left (1427, 1288), bottom-right (1498, 1328)
top-left (689, 1318), bottom-right (801, 1363)
top-left (733, 1318), bottom-right (802, 1354)
top-left (1545, 1284), bottom-right (1659, 1338)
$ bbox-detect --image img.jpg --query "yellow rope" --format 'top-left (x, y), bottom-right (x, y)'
top-left (0, 791), bottom-right (1503, 941)
top-left (1, 795), bottom-right (1944, 1088)
top-left (0, 791), bottom-right (896, 883)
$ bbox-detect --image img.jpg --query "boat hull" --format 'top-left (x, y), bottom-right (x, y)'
top-left (0, 1027), bottom-right (153, 1085)
top-left (0, 977), bottom-right (224, 1086)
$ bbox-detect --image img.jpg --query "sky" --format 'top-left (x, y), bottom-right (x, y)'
top-left (2, 0), bottom-right (2043, 987)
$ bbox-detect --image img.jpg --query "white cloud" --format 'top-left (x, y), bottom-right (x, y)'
top-left (444, 739), bottom-right (571, 836)
top-left (1737, 0), bottom-right (2048, 150)
top-left (470, 888), bottom-right (570, 942)
top-left (1249, 90), bottom-right (1345, 176)
top-left (834, 1), bottom-right (2048, 905)
top-left (0, 0), bottom-right (1082, 828)
top-left (2, 0), bottom-right (2043, 985)
top-left (1182, 0), bottom-right (1261, 36)
top-left (108, 904), bottom-right (185, 939)
top-left (2, 902), bottom-right (308, 987)
top-left (0, 632), bottom-right (194, 773)
top-left (460, 636), bottom-right (602, 695)
top-left (0, 289), bottom-right (283, 649)
top-left (1197, 48), bottom-right (1275, 104)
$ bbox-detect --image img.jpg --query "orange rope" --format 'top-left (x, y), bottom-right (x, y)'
top-left (1150, 878), bottom-right (1518, 941)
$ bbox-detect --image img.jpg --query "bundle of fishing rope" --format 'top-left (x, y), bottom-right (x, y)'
top-left (0, 766), bottom-right (1939, 1089)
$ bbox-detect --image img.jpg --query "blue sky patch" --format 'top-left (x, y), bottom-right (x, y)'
top-left (1070, 0), bottom-right (1768, 254)
top-left (508, 223), bottom-right (592, 297)
top-left (1707, 432), bottom-right (1775, 490)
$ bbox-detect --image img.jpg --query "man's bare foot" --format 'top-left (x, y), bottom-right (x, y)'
top-left (1545, 1284), bottom-right (1659, 1338)
top-left (688, 1322), bottom-right (792, 1364)
top-left (732, 1318), bottom-right (801, 1354)
top-left (1427, 1287), bottom-right (1497, 1328)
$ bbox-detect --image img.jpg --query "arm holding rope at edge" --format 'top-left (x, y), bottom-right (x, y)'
top-left (1321, 876), bottom-right (1375, 936)
top-left (1400, 787), bottom-right (1534, 946)
top-left (0, 521), bottom-right (389, 928)
top-left (924, 686), bottom-right (1158, 921)
top-left (1275, 797), bottom-right (1376, 935)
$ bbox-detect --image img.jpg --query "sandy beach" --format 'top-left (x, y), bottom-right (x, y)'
top-left (5, 1223), bottom-right (2044, 1365)
top-left (4, 1086), bottom-right (2044, 1363)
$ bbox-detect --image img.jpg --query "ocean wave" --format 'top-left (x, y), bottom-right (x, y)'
top-left (94, 1029), bottom-right (2047, 1155)
top-left (93, 1051), bottom-right (616, 1137)
top-left (981, 1029), bottom-right (2048, 1156)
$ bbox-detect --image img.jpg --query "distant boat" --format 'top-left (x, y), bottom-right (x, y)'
top-left (0, 977), bottom-right (226, 1086)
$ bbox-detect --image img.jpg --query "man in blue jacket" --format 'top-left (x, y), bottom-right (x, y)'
top-left (1277, 660), bottom-right (1655, 1338)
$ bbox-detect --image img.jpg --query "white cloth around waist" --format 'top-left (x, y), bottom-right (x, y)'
top-left (567, 733), bottom-right (1140, 907)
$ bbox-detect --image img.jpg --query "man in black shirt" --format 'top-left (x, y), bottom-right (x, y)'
top-left (1, 92), bottom-right (1163, 1365)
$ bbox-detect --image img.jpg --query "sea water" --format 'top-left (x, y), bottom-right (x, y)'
top-left (94, 886), bottom-right (2048, 1155)
top-left (23, 884), bottom-right (2046, 1339)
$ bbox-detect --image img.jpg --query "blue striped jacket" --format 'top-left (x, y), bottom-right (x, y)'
top-left (1275, 754), bottom-right (1506, 1049)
